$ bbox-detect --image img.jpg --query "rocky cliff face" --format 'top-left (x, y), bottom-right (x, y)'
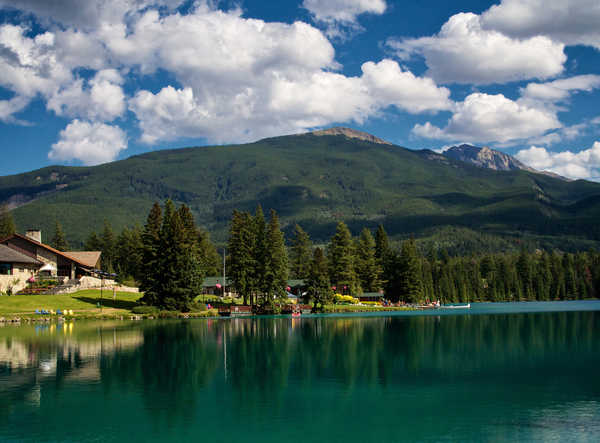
top-left (310, 127), bottom-right (392, 145)
top-left (443, 144), bottom-right (532, 172)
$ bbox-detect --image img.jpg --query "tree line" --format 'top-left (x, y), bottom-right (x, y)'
top-left (4, 201), bottom-right (600, 309)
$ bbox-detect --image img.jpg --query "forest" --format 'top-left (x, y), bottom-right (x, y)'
top-left (3, 202), bottom-right (600, 310)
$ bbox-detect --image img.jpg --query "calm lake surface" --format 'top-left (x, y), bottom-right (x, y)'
top-left (2, 301), bottom-right (600, 442)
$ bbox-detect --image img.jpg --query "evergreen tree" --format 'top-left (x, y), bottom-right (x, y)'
top-left (375, 224), bottom-right (390, 266)
top-left (398, 238), bottom-right (423, 304)
top-left (115, 225), bottom-right (143, 283)
top-left (100, 220), bottom-right (116, 272)
top-left (139, 202), bottom-right (163, 306)
top-left (157, 203), bottom-right (203, 311)
top-left (307, 247), bottom-right (333, 309)
top-left (289, 224), bottom-right (313, 279)
top-left (356, 228), bottom-right (381, 292)
top-left (0, 204), bottom-right (16, 239)
top-left (252, 205), bottom-right (267, 304)
top-left (50, 220), bottom-right (69, 251)
top-left (198, 229), bottom-right (221, 276)
top-left (84, 231), bottom-right (102, 252)
top-left (228, 210), bottom-right (256, 305)
top-left (327, 221), bottom-right (359, 295)
top-left (262, 210), bottom-right (288, 305)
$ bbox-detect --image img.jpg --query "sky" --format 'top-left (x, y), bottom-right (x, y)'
top-left (0, 0), bottom-right (599, 181)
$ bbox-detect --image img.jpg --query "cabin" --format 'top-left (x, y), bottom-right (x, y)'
top-left (0, 230), bottom-right (101, 294)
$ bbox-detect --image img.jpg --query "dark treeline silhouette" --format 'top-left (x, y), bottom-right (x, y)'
top-left (82, 203), bottom-right (600, 308)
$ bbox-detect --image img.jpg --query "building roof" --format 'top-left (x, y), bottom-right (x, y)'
top-left (0, 233), bottom-right (100, 269)
top-left (287, 279), bottom-right (306, 287)
top-left (0, 244), bottom-right (42, 265)
top-left (64, 251), bottom-right (102, 268)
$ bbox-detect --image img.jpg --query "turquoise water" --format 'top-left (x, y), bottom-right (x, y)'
top-left (1, 301), bottom-right (600, 442)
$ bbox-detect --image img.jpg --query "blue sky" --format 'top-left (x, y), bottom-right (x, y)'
top-left (0, 0), bottom-right (599, 180)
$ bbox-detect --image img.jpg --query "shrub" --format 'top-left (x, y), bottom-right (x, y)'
top-left (334, 294), bottom-right (359, 304)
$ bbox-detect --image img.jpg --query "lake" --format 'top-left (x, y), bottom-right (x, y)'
top-left (2, 301), bottom-right (600, 442)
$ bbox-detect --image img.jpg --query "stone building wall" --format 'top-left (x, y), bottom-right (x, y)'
top-left (0, 264), bottom-right (37, 293)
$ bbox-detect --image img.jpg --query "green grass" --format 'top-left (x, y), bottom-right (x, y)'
top-left (0, 290), bottom-right (142, 316)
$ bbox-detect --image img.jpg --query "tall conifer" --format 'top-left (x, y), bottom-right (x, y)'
top-left (327, 221), bottom-right (359, 295)
top-left (0, 204), bottom-right (16, 239)
top-left (290, 224), bottom-right (312, 279)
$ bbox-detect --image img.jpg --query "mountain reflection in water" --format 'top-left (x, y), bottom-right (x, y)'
top-left (1, 306), bottom-right (600, 442)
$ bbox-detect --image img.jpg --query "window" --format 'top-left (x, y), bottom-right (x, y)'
top-left (0, 263), bottom-right (12, 275)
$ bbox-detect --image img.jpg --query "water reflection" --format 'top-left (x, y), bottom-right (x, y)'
top-left (1, 309), bottom-right (600, 441)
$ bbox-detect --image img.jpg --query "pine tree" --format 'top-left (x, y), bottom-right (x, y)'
top-left (307, 247), bottom-right (333, 309)
top-left (50, 220), bottom-right (69, 251)
top-left (262, 210), bottom-right (288, 305)
top-left (289, 224), bottom-right (313, 279)
top-left (375, 224), bottom-right (390, 265)
top-left (84, 231), bottom-right (102, 252)
top-left (356, 228), bottom-right (381, 292)
top-left (157, 203), bottom-right (203, 311)
top-left (228, 210), bottom-right (256, 305)
top-left (139, 202), bottom-right (163, 305)
top-left (100, 220), bottom-right (116, 272)
top-left (398, 238), bottom-right (423, 304)
top-left (0, 204), bottom-right (16, 239)
top-left (115, 225), bottom-right (143, 283)
top-left (198, 229), bottom-right (221, 277)
top-left (327, 221), bottom-right (359, 295)
top-left (252, 205), bottom-right (267, 305)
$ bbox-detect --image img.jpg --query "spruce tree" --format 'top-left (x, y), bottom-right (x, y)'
top-left (50, 220), bottom-right (69, 251)
top-left (375, 224), bottom-right (390, 264)
top-left (0, 204), bottom-right (16, 239)
top-left (398, 238), bottom-right (423, 304)
top-left (228, 210), bottom-right (256, 305)
top-left (356, 228), bottom-right (381, 292)
top-left (307, 247), bottom-right (333, 309)
top-left (198, 229), bottom-right (221, 277)
top-left (262, 210), bottom-right (288, 305)
top-left (327, 221), bottom-right (359, 295)
top-left (100, 220), bottom-right (116, 272)
top-left (140, 202), bottom-right (163, 306)
top-left (289, 224), bottom-right (313, 279)
top-left (84, 231), bottom-right (102, 252)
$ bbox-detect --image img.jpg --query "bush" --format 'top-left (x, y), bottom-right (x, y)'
top-left (132, 306), bottom-right (158, 314)
top-left (334, 294), bottom-right (359, 304)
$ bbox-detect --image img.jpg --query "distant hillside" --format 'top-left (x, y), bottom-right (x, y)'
top-left (1, 128), bottom-right (600, 250)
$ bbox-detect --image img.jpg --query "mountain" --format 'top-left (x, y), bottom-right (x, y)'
top-left (1, 128), bottom-right (600, 250)
top-left (442, 144), bottom-right (568, 180)
top-left (443, 144), bottom-right (530, 171)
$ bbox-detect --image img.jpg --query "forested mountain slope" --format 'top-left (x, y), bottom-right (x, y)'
top-left (1, 130), bottom-right (600, 249)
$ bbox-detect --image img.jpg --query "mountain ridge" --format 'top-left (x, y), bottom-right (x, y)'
top-left (1, 130), bottom-right (599, 250)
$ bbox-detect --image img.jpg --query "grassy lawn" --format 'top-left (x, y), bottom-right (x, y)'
top-left (0, 290), bottom-right (142, 316)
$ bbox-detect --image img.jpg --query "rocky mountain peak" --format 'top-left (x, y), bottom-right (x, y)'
top-left (310, 127), bottom-right (392, 145)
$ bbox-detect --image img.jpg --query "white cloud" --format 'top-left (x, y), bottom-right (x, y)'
top-left (47, 69), bottom-right (126, 122)
top-left (515, 142), bottom-right (600, 181)
top-left (481, 0), bottom-right (600, 50)
top-left (389, 12), bottom-right (566, 84)
top-left (49, 120), bottom-right (127, 165)
top-left (413, 93), bottom-right (560, 144)
top-left (519, 75), bottom-right (600, 112)
top-left (303, 0), bottom-right (386, 24)
top-left (130, 59), bottom-right (452, 144)
top-left (0, 95), bottom-right (31, 125)
top-left (0, 24), bottom-right (72, 98)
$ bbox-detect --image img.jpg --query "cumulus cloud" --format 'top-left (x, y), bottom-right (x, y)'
top-left (413, 93), bottom-right (560, 144)
top-left (515, 142), bottom-right (600, 181)
top-left (0, 24), bottom-right (72, 98)
top-left (47, 69), bottom-right (126, 122)
top-left (481, 0), bottom-right (600, 50)
top-left (130, 59), bottom-right (452, 144)
top-left (389, 12), bottom-right (566, 85)
top-left (49, 120), bottom-right (128, 165)
top-left (0, 95), bottom-right (31, 125)
top-left (519, 75), bottom-right (600, 111)
top-left (302, 0), bottom-right (386, 37)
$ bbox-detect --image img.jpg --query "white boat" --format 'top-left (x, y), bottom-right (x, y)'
top-left (442, 303), bottom-right (471, 309)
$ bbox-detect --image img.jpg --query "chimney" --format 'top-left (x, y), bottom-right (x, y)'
top-left (26, 229), bottom-right (42, 243)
